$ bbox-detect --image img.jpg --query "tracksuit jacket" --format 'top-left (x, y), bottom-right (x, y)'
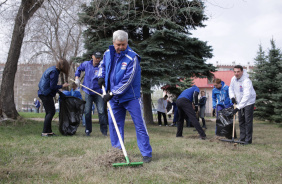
top-left (212, 81), bottom-right (233, 109)
top-left (229, 71), bottom-right (256, 110)
top-left (75, 60), bottom-right (102, 95)
top-left (98, 45), bottom-right (152, 157)
top-left (177, 85), bottom-right (200, 104)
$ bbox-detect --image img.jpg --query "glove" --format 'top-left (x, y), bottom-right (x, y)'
top-left (75, 78), bottom-right (80, 86)
top-left (194, 105), bottom-right (198, 112)
top-left (232, 108), bottom-right (239, 115)
top-left (58, 91), bottom-right (66, 100)
top-left (103, 92), bottom-right (113, 102)
top-left (231, 98), bottom-right (236, 104)
top-left (98, 78), bottom-right (105, 89)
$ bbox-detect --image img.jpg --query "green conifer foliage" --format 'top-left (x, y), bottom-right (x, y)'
top-left (76, 0), bottom-right (215, 123)
top-left (252, 40), bottom-right (282, 122)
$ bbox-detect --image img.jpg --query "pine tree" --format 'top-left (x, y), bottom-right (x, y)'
top-left (77, 0), bottom-right (215, 123)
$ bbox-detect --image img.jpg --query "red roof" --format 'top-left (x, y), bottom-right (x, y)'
top-left (193, 71), bottom-right (234, 88)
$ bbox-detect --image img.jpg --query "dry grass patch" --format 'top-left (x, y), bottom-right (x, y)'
top-left (0, 119), bottom-right (281, 183)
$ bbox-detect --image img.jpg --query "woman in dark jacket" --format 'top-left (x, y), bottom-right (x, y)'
top-left (38, 59), bottom-right (69, 137)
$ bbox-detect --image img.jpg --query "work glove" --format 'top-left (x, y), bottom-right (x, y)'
top-left (194, 105), bottom-right (198, 112)
top-left (231, 98), bottom-right (236, 104)
top-left (75, 78), bottom-right (80, 86)
top-left (232, 108), bottom-right (239, 115)
top-left (103, 92), bottom-right (113, 102)
top-left (98, 78), bottom-right (105, 89)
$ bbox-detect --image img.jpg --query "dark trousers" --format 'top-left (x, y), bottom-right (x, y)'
top-left (238, 104), bottom-right (254, 143)
top-left (39, 95), bottom-right (55, 133)
top-left (176, 98), bottom-right (206, 137)
top-left (157, 111), bottom-right (167, 125)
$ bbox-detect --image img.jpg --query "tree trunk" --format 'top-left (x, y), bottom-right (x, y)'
top-left (0, 0), bottom-right (44, 119)
top-left (143, 93), bottom-right (154, 124)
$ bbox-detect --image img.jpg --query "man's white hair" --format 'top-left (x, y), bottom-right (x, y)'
top-left (113, 30), bottom-right (128, 42)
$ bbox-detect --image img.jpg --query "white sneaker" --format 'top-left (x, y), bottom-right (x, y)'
top-left (159, 125), bottom-right (162, 126)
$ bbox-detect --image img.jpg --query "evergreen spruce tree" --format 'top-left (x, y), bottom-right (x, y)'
top-left (269, 41), bottom-right (282, 123)
top-left (251, 45), bottom-right (269, 120)
top-left (252, 40), bottom-right (282, 122)
top-left (273, 71), bottom-right (282, 123)
top-left (77, 0), bottom-right (215, 123)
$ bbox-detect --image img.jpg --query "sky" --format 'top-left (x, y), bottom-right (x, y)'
top-left (190, 0), bottom-right (282, 66)
top-left (1, 0), bottom-right (282, 66)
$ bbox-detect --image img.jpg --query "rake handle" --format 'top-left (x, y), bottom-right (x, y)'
top-left (70, 79), bottom-right (102, 97)
top-left (232, 105), bottom-right (236, 140)
top-left (102, 86), bottom-right (129, 163)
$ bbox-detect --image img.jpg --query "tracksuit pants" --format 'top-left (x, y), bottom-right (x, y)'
top-left (176, 98), bottom-right (206, 137)
top-left (238, 104), bottom-right (254, 144)
top-left (108, 98), bottom-right (152, 157)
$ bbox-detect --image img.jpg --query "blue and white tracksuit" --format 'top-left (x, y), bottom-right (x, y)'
top-left (98, 45), bottom-right (152, 157)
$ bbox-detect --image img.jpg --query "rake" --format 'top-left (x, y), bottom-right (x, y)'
top-left (101, 86), bottom-right (143, 167)
top-left (70, 79), bottom-right (143, 167)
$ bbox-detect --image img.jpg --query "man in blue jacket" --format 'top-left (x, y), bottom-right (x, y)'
top-left (34, 98), bottom-right (41, 113)
top-left (176, 85), bottom-right (206, 139)
top-left (75, 52), bottom-right (107, 136)
top-left (98, 30), bottom-right (152, 163)
top-left (212, 78), bottom-right (233, 134)
top-left (212, 78), bottom-right (233, 113)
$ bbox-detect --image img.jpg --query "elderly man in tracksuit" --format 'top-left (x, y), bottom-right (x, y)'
top-left (98, 30), bottom-right (152, 163)
top-left (176, 85), bottom-right (206, 139)
top-left (229, 65), bottom-right (256, 144)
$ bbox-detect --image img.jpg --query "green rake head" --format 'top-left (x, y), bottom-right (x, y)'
top-left (112, 156), bottom-right (143, 167)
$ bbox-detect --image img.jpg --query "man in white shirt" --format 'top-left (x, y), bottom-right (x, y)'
top-left (157, 95), bottom-right (168, 126)
top-left (229, 65), bottom-right (256, 144)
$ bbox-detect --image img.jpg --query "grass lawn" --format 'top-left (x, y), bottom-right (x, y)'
top-left (0, 116), bottom-right (281, 183)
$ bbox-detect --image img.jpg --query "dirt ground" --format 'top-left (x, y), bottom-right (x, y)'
top-left (95, 148), bottom-right (126, 167)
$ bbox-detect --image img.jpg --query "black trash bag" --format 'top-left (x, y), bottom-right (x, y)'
top-left (59, 96), bottom-right (85, 135)
top-left (216, 106), bottom-right (237, 139)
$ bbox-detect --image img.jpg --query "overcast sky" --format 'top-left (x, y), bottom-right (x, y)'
top-left (191, 0), bottom-right (282, 66)
top-left (1, 0), bottom-right (282, 66)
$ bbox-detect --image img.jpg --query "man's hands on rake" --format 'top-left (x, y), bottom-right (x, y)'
top-left (103, 92), bottom-right (113, 102)
top-left (232, 108), bottom-right (239, 115)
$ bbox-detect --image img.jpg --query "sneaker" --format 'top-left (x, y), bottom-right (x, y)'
top-left (169, 123), bottom-right (174, 127)
top-left (176, 135), bottom-right (183, 138)
top-left (199, 136), bottom-right (206, 140)
top-left (165, 125), bottom-right (168, 127)
top-left (41, 133), bottom-right (50, 137)
top-left (159, 125), bottom-right (162, 126)
top-left (86, 132), bottom-right (90, 136)
top-left (143, 156), bottom-right (152, 163)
